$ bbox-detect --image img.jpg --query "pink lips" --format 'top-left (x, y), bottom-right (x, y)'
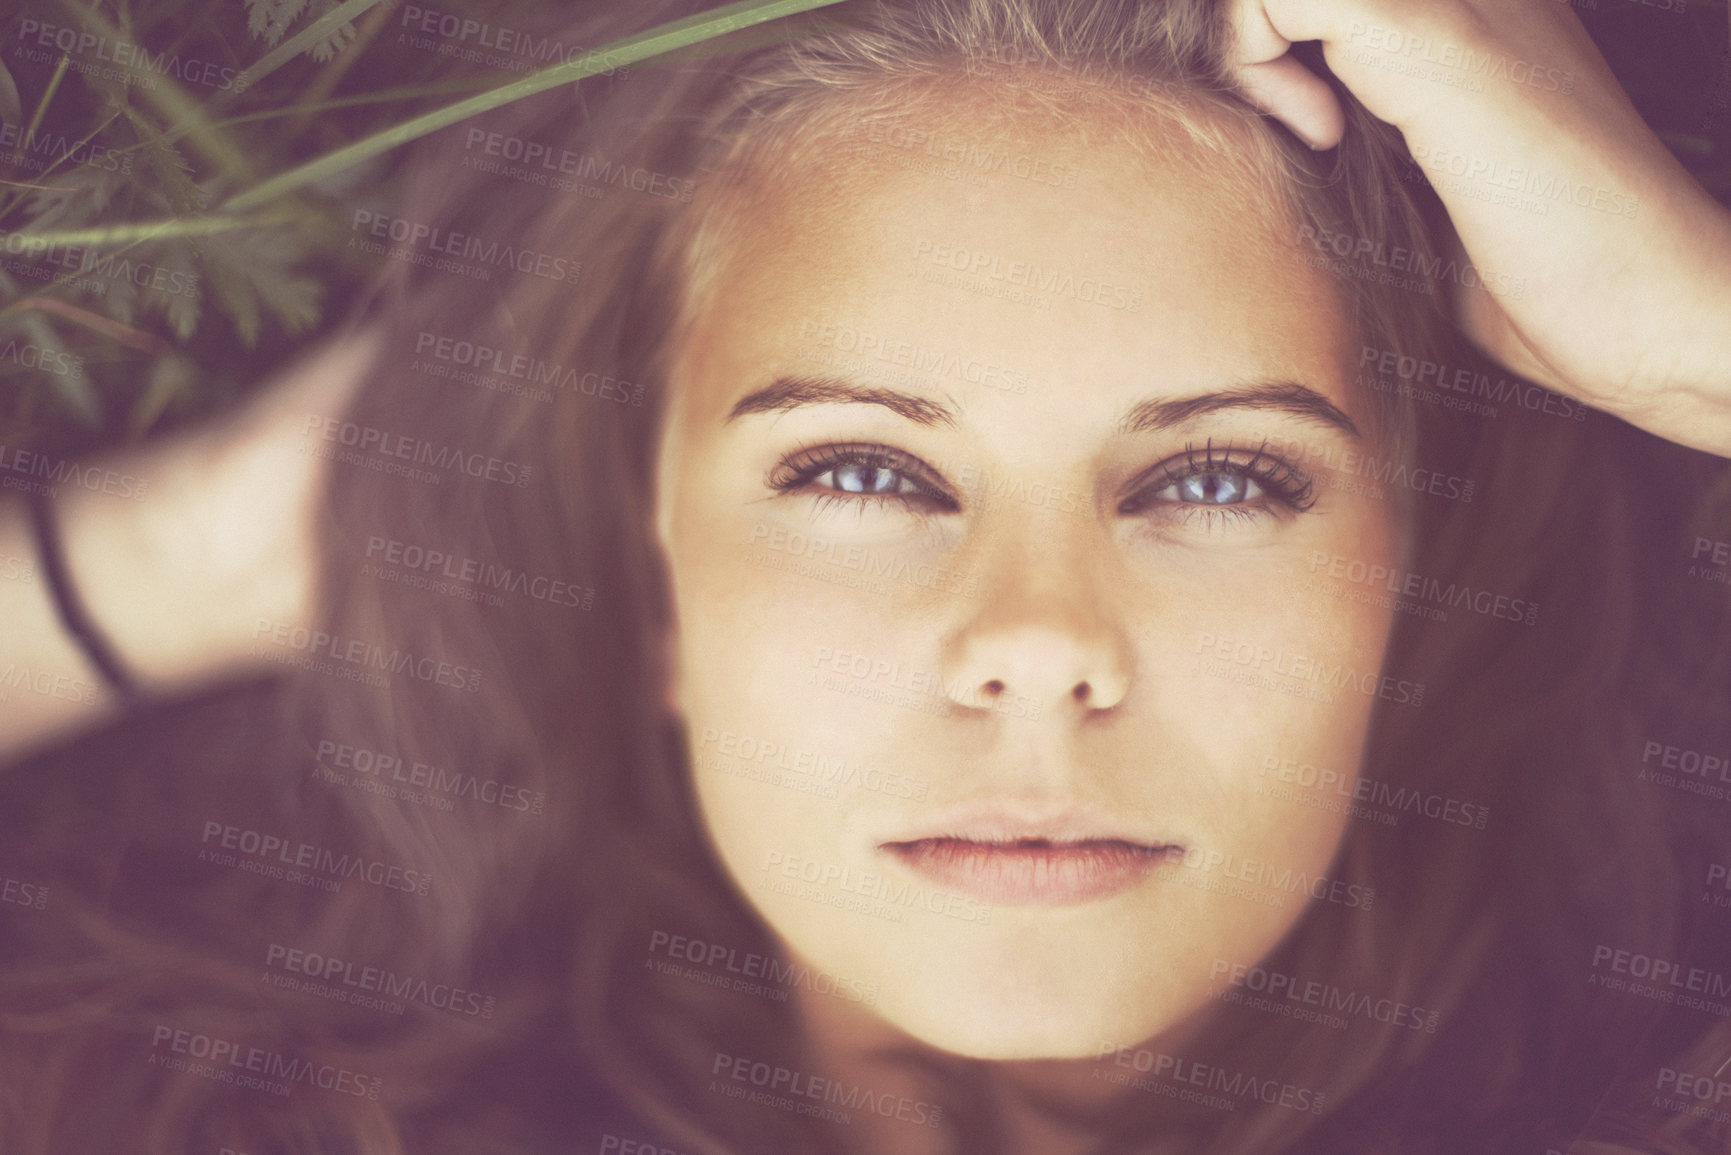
top-left (882, 837), bottom-right (1180, 906)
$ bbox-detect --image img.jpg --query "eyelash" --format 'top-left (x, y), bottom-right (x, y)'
top-left (768, 441), bottom-right (960, 518)
top-left (1119, 438), bottom-right (1317, 521)
top-left (767, 438), bottom-right (1316, 523)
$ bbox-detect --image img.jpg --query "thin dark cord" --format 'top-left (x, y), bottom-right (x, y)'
top-left (26, 490), bottom-right (145, 706)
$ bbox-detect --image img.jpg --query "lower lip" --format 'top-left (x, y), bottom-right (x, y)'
top-left (882, 839), bottom-right (1179, 906)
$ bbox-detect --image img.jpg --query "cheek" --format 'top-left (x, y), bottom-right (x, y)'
top-left (1138, 511), bottom-right (1398, 872)
top-left (663, 510), bottom-right (895, 893)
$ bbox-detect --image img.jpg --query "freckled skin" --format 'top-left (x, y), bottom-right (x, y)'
top-left (654, 94), bottom-right (1399, 1061)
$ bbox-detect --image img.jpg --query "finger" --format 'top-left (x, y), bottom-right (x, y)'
top-left (1231, 55), bottom-right (1347, 150)
top-left (1225, 0), bottom-right (1347, 149)
top-left (1257, 0), bottom-right (1361, 47)
top-left (1226, 0), bottom-right (1293, 67)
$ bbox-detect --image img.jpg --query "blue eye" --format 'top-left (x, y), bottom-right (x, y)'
top-left (823, 462), bottom-right (917, 496)
top-left (1169, 470), bottom-right (1261, 505)
top-left (769, 442), bottom-right (958, 512)
top-left (1121, 440), bottom-right (1315, 518)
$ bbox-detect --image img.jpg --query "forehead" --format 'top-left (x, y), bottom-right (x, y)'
top-left (670, 82), bottom-right (1356, 431)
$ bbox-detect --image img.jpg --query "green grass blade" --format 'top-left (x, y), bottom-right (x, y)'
top-left (223, 0), bottom-right (846, 213)
top-left (18, 214), bottom-right (284, 247)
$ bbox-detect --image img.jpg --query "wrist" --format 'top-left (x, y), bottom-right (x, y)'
top-left (59, 431), bottom-right (316, 691)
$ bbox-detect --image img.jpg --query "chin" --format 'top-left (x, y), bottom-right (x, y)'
top-left (874, 972), bottom-right (1182, 1062)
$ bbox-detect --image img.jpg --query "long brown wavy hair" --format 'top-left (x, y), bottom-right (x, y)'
top-left (3, 1), bottom-right (1730, 1153)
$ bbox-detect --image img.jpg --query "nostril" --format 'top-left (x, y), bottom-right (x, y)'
top-left (983, 679), bottom-right (1006, 696)
top-left (1072, 681), bottom-right (1091, 702)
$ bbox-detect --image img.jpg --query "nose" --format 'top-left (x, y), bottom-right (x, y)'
top-left (937, 518), bottom-right (1132, 716)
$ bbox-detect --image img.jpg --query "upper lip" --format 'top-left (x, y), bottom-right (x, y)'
top-left (875, 800), bottom-right (1180, 850)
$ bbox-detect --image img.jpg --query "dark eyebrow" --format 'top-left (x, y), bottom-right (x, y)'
top-left (726, 376), bottom-right (958, 428)
top-left (1120, 382), bottom-right (1360, 440)
top-left (726, 375), bottom-right (1359, 439)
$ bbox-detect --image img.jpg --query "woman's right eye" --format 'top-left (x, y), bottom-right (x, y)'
top-left (818, 462), bottom-right (923, 496)
top-left (769, 443), bottom-right (959, 513)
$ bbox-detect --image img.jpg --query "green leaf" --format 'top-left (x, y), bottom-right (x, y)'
top-left (128, 351), bottom-right (198, 434)
top-left (20, 167), bottom-right (126, 235)
top-left (122, 107), bottom-right (207, 217)
top-left (245, 0), bottom-right (308, 44)
top-left (57, 0), bottom-right (257, 184)
top-left (15, 214), bottom-right (285, 247)
top-left (15, 313), bottom-right (99, 425)
top-left (0, 58), bottom-right (23, 126)
top-left (222, 0), bottom-right (849, 213)
top-left (235, 0), bottom-right (378, 87)
top-left (155, 246), bottom-right (203, 342)
top-left (194, 225), bottom-right (320, 346)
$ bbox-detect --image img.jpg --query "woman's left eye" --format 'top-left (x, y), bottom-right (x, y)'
top-left (1120, 440), bottom-right (1315, 521)
top-left (818, 462), bottom-right (923, 496)
top-left (1155, 470), bottom-right (1264, 505)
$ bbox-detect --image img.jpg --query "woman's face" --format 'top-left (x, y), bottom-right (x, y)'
top-left (654, 91), bottom-right (1400, 1060)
